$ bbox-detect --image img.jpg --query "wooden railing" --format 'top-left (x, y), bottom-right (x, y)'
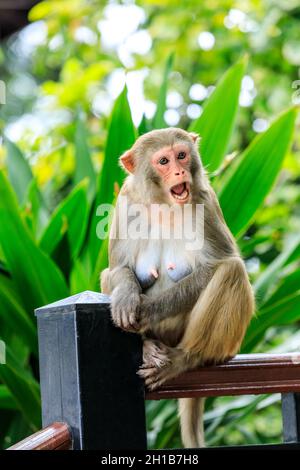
top-left (147, 353), bottom-right (300, 399)
top-left (8, 423), bottom-right (72, 450)
top-left (7, 291), bottom-right (300, 450)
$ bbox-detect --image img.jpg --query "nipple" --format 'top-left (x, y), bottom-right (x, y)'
top-left (150, 268), bottom-right (159, 279)
top-left (167, 263), bottom-right (176, 271)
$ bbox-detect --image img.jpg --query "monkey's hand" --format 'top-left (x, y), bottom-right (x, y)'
top-left (111, 286), bottom-right (141, 332)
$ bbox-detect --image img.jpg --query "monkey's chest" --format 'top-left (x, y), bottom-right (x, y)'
top-left (134, 240), bottom-right (195, 292)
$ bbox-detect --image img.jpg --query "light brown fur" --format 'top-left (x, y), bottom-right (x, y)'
top-left (100, 128), bottom-right (255, 448)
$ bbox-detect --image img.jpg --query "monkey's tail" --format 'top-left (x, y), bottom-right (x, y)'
top-left (178, 397), bottom-right (205, 448)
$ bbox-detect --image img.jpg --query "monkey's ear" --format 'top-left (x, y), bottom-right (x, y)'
top-left (120, 150), bottom-right (135, 174)
top-left (189, 132), bottom-right (201, 144)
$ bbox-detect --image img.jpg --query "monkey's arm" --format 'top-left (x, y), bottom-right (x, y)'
top-left (101, 266), bottom-right (141, 294)
top-left (139, 263), bottom-right (215, 330)
top-left (101, 266), bottom-right (142, 331)
top-left (100, 202), bottom-right (145, 331)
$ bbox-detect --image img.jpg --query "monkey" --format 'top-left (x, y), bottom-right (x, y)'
top-left (100, 127), bottom-right (255, 448)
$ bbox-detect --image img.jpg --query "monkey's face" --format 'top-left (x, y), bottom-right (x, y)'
top-left (120, 128), bottom-right (201, 205)
top-left (150, 143), bottom-right (192, 205)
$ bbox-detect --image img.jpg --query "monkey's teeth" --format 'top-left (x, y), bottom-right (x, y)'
top-left (173, 189), bottom-right (189, 200)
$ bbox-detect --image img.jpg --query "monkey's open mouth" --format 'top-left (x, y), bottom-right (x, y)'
top-left (170, 182), bottom-right (190, 202)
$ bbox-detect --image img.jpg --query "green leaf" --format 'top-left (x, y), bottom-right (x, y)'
top-left (0, 385), bottom-right (18, 410)
top-left (189, 57), bottom-right (246, 172)
top-left (138, 114), bottom-right (150, 135)
top-left (152, 53), bottom-right (174, 129)
top-left (244, 235), bottom-right (300, 350)
top-left (51, 231), bottom-right (72, 281)
top-left (206, 396), bottom-right (263, 446)
top-left (261, 269), bottom-right (300, 310)
top-left (74, 117), bottom-right (96, 202)
top-left (87, 86), bottom-right (136, 264)
top-left (243, 291), bottom-right (300, 352)
top-left (28, 1), bottom-right (53, 20)
top-left (97, 86), bottom-right (137, 205)
top-left (40, 180), bottom-right (89, 260)
top-left (0, 344), bottom-right (41, 430)
top-left (0, 170), bottom-right (68, 314)
top-left (23, 179), bottom-right (49, 238)
top-left (4, 414), bottom-right (33, 449)
top-left (70, 259), bottom-right (91, 295)
top-left (9, 335), bottom-right (30, 366)
top-left (219, 107), bottom-right (297, 237)
top-left (5, 139), bottom-right (33, 204)
top-left (92, 235), bottom-right (109, 291)
top-left (254, 233), bottom-right (300, 305)
top-left (0, 275), bottom-right (37, 355)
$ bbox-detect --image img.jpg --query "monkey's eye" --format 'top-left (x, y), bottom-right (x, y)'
top-left (159, 157), bottom-right (169, 165)
top-left (178, 151), bottom-right (186, 159)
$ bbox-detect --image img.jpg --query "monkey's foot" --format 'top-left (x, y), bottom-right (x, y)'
top-left (138, 342), bottom-right (185, 391)
top-left (141, 340), bottom-right (170, 369)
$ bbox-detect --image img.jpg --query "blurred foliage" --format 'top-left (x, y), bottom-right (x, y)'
top-left (0, 0), bottom-right (300, 450)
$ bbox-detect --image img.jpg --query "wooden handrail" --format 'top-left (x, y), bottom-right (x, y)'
top-left (13, 292), bottom-right (300, 449)
top-left (7, 353), bottom-right (300, 449)
top-left (7, 422), bottom-right (71, 450)
top-left (146, 353), bottom-right (300, 399)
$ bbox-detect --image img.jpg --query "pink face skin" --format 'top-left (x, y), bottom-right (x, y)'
top-left (151, 143), bottom-right (192, 205)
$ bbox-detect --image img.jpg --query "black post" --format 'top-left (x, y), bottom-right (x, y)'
top-left (282, 393), bottom-right (300, 443)
top-left (35, 291), bottom-right (147, 450)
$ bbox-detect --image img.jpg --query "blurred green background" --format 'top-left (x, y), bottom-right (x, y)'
top-left (0, 0), bottom-right (300, 449)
